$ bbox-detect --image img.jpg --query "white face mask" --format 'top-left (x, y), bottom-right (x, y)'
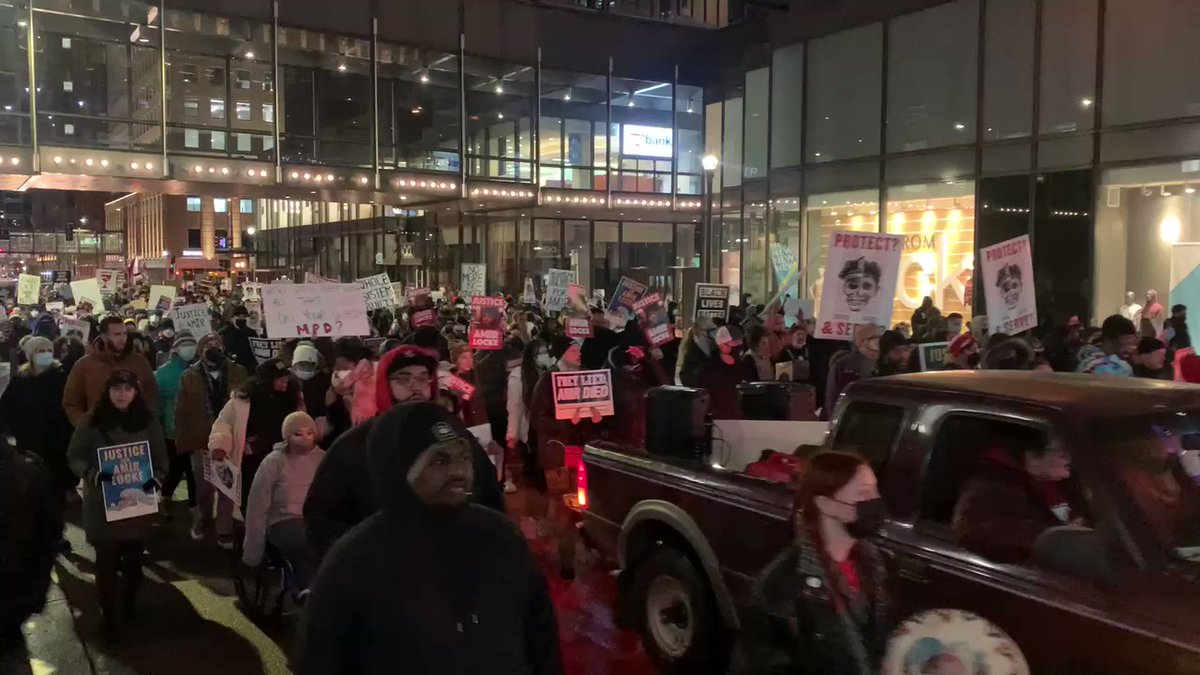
top-left (535, 353), bottom-right (555, 369)
top-left (334, 369), bottom-right (352, 381)
top-left (293, 367), bottom-right (316, 381)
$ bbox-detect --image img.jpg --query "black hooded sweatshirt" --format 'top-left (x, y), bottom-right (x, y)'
top-left (298, 403), bottom-right (561, 675)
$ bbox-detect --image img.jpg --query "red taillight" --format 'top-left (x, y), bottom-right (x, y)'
top-left (576, 461), bottom-right (589, 510)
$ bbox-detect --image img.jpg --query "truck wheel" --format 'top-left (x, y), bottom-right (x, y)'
top-left (631, 547), bottom-right (730, 675)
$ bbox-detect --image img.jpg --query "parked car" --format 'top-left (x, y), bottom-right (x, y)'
top-left (580, 372), bottom-right (1200, 674)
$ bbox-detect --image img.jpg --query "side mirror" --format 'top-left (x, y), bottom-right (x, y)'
top-left (1032, 525), bottom-right (1117, 585)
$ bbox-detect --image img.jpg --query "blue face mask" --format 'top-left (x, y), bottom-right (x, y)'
top-left (33, 352), bottom-right (54, 369)
top-left (178, 345), bottom-right (197, 362)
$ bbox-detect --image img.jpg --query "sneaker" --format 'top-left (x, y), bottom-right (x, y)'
top-left (189, 507), bottom-right (205, 541)
top-left (216, 535), bottom-right (234, 551)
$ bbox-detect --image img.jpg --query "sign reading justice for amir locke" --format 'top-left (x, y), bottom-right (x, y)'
top-left (551, 369), bottom-right (615, 421)
top-left (97, 441), bottom-right (157, 523)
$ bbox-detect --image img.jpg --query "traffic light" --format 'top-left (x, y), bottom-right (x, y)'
top-left (65, 220), bottom-right (76, 241)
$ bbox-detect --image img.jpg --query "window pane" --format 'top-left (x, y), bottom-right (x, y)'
top-left (722, 94), bottom-right (743, 188)
top-left (214, 198), bottom-right (228, 213)
top-left (211, 131), bottom-right (225, 150)
top-left (262, 103), bottom-right (274, 123)
top-left (677, 84), bottom-right (704, 195)
top-left (807, 24), bottom-right (883, 162)
top-left (236, 133), bottom-right (252, 152)
top-left (466, 56), bottom-right (534, 181)
top-left (613, 76), bottom-right (673, 194)
top-left (887, 0), bottom-right (978, 152)
top-left (743, 67), bottom-right (769, 181)
top-left (833, 401), bottom-right (903, 473)
top-left (210, 98), bottom-right (225, 119)
top-left (186, 196), bottom-right (201, 212)
top-left (236, 101), bottom-right (252, 121)
top-left (378, 44), bottom-right (460, 172)
top-left (885, 182), bottom-right (976, 325)
top-left (184, 128), bottom-right (199, 148)
top-left (983, 0), bottom-right (1034, 141)
top-left (184, 98), bottom-right (199, 117)
top-left (621, 222), bottom-right (674, 292)
top-left (1104, 0), bottom-right (1200, 126)
top-left (771, 44), bottom-right (803, 169)
top-left (1040, 0), bottom-right (1097, 135)
top-left (240, 199), bottom-right (254, 214)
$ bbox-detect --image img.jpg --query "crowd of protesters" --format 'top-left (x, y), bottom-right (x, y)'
top-left (2, 271), bottom-right (1198, 673)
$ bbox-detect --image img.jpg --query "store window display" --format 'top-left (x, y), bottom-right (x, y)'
top-left (885, 184), bottom-right (976, 325)
top-left (804, 189), bottom-right (880, 316)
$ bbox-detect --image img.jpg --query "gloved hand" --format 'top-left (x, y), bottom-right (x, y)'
top-left (211, 448), bottom-right (227, 462)
top-left (92, 471), bottom-right (113, 486)
top-left (142, 478), bottom-right (161, 493)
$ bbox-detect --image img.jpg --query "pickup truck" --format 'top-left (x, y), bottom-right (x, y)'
top-left (581, 372), bottom-right (1200, 674)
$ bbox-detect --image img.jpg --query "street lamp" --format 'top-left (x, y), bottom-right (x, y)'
top-left (246, 226), bottom-right (256, 236)
top-left (701, 154), bottom-right (719, 282)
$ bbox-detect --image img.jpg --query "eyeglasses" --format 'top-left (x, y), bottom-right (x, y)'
top-left (390, 372), bottom-right (433, 387)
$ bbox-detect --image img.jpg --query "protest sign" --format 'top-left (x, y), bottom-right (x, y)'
top-left (469, 296), bottom-right (506, 350)
top-left (70, 278), bottom-right (103, 310)
top-left (551, 369), bottom-right (615, 421)
top-left (242, 283), bottom-right (262, 302)
top-left (357, 273), bottom-right (395, 311)
top-left (52, 270), bottom-right (71, 284)
top-left (407, 287), bottom-right (436, 327)
top-left (441, 372), bottom-right (476, 400)
top-left (250, 337), bottom-right (284, 365)
top-left (522, 277), bottom-right (537, 305)
top-left (97, 269), bottom-right (124, 297)
top-left (260, 283), bottom-right (370, 338)
top-left (17, 274), bottom-right (40, 306)
top-left (607, 276), bottom-right (648, 313)
top-left (59, 317), bottom-right (90, 343)
top-left (634, 293), bottom-right (673, 346)
top-left (460, 263), bottom-right (487, 300)
top-left (96, 441), bottom-right (157, 522)
top-left (148, 285), bottom-right (176, 312)
top-left (565, 316), bottom-right (594, 338)
top-left (545, 269), bottom-right (576, 313)
top-left (305, 272), bottom-right (337, 284)
top-left (980, 234), bottom-right (1037, 335)
top-left (392, 282), bottom-right (407, 307)
top-left (770, 242), bottom-right (800, 297)
top-left (201, 453), bottom-right (241, 506)
top-left (815, 231), bottom-right (904, 341)
top-left (695, 283), bottom-right (731, 322)
top-left (918, 342), bottom-right (950, 372)
top-left (170, 303), bottom-right (213, 338)
top-left (244, 300), bottom-right (263, 335)
top-left (46, 301), bottom-right (64, 314)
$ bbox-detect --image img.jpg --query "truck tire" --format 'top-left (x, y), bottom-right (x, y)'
top-left (630, 547), bottom-right (731, 675)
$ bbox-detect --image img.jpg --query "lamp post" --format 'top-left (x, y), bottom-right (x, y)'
top-left (701, 154), bottom-right (719, 282)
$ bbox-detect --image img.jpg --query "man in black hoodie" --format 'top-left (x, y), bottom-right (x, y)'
top-left (298, 402), bottom-right (561, 675)
top-left (303, 345), bottom-right (504, 564)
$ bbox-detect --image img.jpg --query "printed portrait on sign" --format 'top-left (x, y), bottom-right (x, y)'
top-left (995, 263), bottom-right (1023, 311)
top-left (838, 257), bottom-right (882, 313)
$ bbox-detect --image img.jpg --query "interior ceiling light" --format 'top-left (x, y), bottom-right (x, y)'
top-left (420, 72), bottom-right (430, 83)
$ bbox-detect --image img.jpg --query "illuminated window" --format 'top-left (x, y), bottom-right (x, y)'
top-left (236, 133), bottom-right (252, 152)
top-left (184, 129), bottom-right (199, 148)
top-left (210, 98), bottom-right (225, 119)
top-left (186, 197), bottom-right (201, 212)
top-left (214, 198), bottom-right (228, 213)
top-left (183, 97), bottom-right (198, 117)
top-left (240, 199), bottom-right (254, 214)
top-left (211, 131), bottom-right (225, 150)
top-left (261, 103), bottom-right (274, 123)
top-left (62, 81), bottom-right (73, 92)
top-left (235, 101), bottom-right (251, 121)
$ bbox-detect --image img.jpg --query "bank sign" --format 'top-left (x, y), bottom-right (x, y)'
top-left (622, 124), bottom-right (673, 159)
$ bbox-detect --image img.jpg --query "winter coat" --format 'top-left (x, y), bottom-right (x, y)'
top-left (0, 362), bottom-right (74, 489)
top-left (67, 412), bottom-right (168, 544)
top-left (297, 403), bottom-right (562, 675)
top-left (678, 333), bottom-right (713, 387)
top-left (530, 366), bottom-right (608, 469)
top-left (153, 354), bottom-right (193, 440)
top-left (505, 367), bottom-right (531, 444)
top-left (303, 415), bottom-right (506, 565)
top-left (242, 442), bottom-right (325, 568)
top-left (0, 438), bottom-right (63, 635)
top-left (219, 323), bottom-right (258, 372)
top-left (824, 350), bottom-right (873, 418)
top-left (174, 361), bottom-right (249, 455)
top-left (747, 529), bottom-right (890, 675)
top-left (951, 451), bottom-right (1074, 563)
top-left (63, 341), bottom-right (159, 426)
top-left (695, 355), bottom-right (750, 420)
top-left (208, 387), bottom-right (302, 468)
top-left (334, 358), bottom-right (378, 426)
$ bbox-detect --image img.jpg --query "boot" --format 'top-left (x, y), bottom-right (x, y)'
top-left (189, 506), bottom-right (204, 541)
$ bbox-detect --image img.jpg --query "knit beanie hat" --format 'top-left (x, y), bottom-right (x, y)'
top-left (281, 411), bottom-right (316, 439)
top-left (22, 336), bottom-right (52, 364)
top-left (173, 329), bottom-right (197, 349)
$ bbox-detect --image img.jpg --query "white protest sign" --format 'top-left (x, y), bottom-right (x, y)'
top-left (551, 369), bottom-right (615, 421)
top-left (356, 273), bottom-right (395, 311)
top-left (815, 231), bottom-right (904, 341)
top-left (546, 268), bottom-right (576, 313)
top-left (97, 269), bottom-right (124, 297)
top-left (60, 317), bottom-right (91, 343)
top-left (170, 303), bottom-right (213, 338)
top-left (980, 234), bottom-right (1037, 335)
top-left (392, 282), bottom-right (407, 307)
top-left (242, 283), bottom-right (262, 302)
top-left (148, 285), bottom-right (176, 312)
top-left (305, 272), bottom-right (337, 284)
top-left (460, 263), bottom-right (486, 300)
top-left (70, 278), bottom-right (104, 310)
top-left (261, 283), bottom-right (370, 339)
top-left (17, 274), bottom-right (40, 306)
top-left (202, 453), bottom-right (241, 507)
top-left (244, 300), bottom-right (263, 335)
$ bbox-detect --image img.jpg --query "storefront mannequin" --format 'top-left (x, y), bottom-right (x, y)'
top-left (1120, 291), bottom-right (1143, 323)
top-left (1145, 290), bottom-right (1165, 335)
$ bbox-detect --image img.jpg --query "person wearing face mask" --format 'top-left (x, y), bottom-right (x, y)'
top-left (508, 338), bottom-right (551, 491)
top-left (208, 358), bottom-right (304, 549)
top-left (155, 330), bottom-right (200, 520)
top-left (607, 345), bottom-right (657, 448)
top-left (298, 402), bottom-right (562, 675)
top-left (219, 305), bottom-right (258, 373)
top-left (748, 451), bottom-right (890, 675)
top-left (291, 342), bottom-right (333, 442)
top-left (241, 411), bottom-right (325, 591)
top-left (175, 334), bottom-right (248, 542)
top-left (0, 336), bottom-right (75, 504)
top-left (695, 325), bottom-right (750, 420)
top-left (152, 318), bottom-right (176, 356)
top-left (304, 345), bottom-right (504, 565)
top-left (63, 316), bottom-right (159, 427)
top-left (330, 337), bottom-right (377, 427)
top-left (943, 333), bottom-right (982, 370)
top-left (67, 370), bottom-right (168, 643)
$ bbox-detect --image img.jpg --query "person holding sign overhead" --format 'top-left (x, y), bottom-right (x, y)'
top-left (67, 370), bottom-right (168, 643)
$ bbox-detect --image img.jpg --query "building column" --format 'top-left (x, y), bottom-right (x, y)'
top-left (231, 206), bottom-right (242, 249)
top-left (201, 197), bottom-right (215, 259)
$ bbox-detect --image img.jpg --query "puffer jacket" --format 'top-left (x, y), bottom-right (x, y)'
top-left (63, 340), bottom-right (159, 425)
top-left (153, 354), bottom-right (192, 440)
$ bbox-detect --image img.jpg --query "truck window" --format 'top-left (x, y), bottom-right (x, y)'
top-left (919, 414), bottom-right (1047, 525)
top-left (832, 401), bottom-right (904, 474)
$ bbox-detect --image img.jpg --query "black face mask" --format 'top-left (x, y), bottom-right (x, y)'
top-left (235, 318), bottom-right (248, 328)
top-left (204, 347), bottom-right (224, 366)
top-left (844, 497), bottom-right (887, 539)
top-left (967, 352), bottom-right (982, 368)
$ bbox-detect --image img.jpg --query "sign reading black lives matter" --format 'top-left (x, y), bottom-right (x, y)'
top-left (551, 369), bottom-right (615, 421)
top-left (694, 283), bottom-right (731, 321)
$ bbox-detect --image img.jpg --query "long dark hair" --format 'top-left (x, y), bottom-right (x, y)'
top-left (795, 450), bottom-right (868, 533)
top-left (91, 370), bottom-right (151, 433)
top-left (521, 337), bottom-right (548, 410)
